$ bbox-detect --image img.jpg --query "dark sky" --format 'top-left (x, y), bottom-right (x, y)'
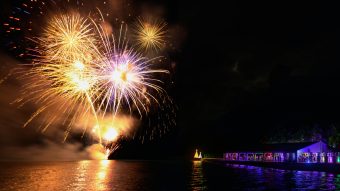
top-left (164, 1), bottom-right (340, 156)
top-left (1, 1), bottom-right (340, 159)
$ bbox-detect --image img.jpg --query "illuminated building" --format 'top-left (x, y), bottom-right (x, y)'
top-left (224, 141), bottom-right (340, 164)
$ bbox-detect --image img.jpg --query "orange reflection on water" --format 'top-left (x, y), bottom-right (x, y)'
top-left (76, 160), bottom-right (91, 184)
top-left (95, 160), bottom-right (111, 190)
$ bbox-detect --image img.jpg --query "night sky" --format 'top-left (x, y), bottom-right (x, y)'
top-left (1, 1), bottom-right (340, 160)
top-left (139, 1), bottom-right (340, 158)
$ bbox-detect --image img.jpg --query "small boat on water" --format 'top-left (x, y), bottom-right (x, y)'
top-left (193, 149), bottom-right (202, 161)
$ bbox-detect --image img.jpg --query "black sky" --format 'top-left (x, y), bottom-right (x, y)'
top-left (165, 1), bottom-right (340, 155)
top-left (1, 1), bottom-right (340, 159)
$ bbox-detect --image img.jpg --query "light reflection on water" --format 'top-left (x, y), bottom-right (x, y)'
top-left (219, 163), bottom-right (339, 190)
top-left (1, 161), bottom-right (340, 190)
top-left (190, 161), bottom-right (207, 190)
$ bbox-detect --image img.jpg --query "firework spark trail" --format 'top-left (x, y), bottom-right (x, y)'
top-left (0, 68), bottom-right (16, 86)
top-left (85, 89), bottom-right (102, 144)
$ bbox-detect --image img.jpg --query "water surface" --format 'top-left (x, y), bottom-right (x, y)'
top-left (0, 160), bottom-right (339, 190)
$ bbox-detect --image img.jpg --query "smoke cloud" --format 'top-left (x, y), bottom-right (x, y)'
top-left (0, 53), bottom-right (138, 161)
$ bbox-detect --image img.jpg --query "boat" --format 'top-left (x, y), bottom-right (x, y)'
top-left (193, 149), bottom-right (202, 161)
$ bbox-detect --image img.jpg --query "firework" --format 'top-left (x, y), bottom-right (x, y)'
top-left (38, 13), bottom-right (99, 62)
top-left (91, 23), bottom-right (170, 117)
top-left (91, 114), bottom-right (137, 141)
top-left (17, 13), bottom-right (104, 142)
top-left (133, 17), bottom-right (167, 52)
top-left (4, 1), bottom-right (176, 158)
top-left (19, 13), bottom-right (170, 143)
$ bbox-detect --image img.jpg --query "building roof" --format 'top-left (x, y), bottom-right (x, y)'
top-left (225, 141), bottom-right (324, 153)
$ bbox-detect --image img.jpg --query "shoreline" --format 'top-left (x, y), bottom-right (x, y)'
top-left (204, 158), bottom-right (340, 173)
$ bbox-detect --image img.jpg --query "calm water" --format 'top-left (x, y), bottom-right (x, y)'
top-left (0, 160), bottom-right (340, 190)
